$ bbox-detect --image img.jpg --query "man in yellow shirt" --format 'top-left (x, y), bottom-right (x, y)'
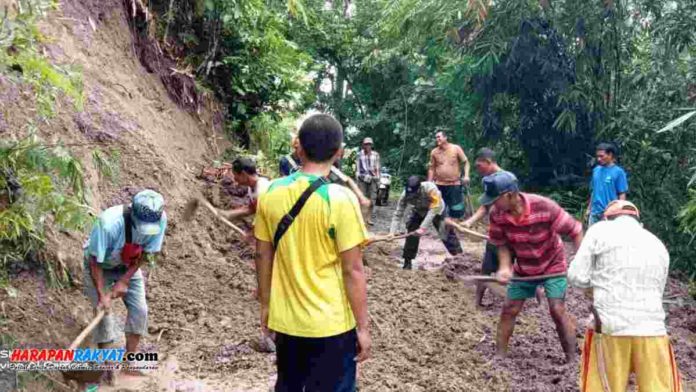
top-left (255, 113), bottom-right (371, 391)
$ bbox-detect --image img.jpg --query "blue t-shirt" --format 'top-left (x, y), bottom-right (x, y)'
top-left (591, 164), bottom-right (628, 216)
top-left (84, 205), bottom-right (167, 269)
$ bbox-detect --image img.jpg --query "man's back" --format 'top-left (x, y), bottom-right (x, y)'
top-left (573, 216), bottom-right (668, 336)
top-left (254, 172), bottom-right (367, 338)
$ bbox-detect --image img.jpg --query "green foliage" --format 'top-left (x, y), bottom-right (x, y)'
top-left (150, 0), bottom-right (313, 147)
top-left (91, 148), bottom-right (121, 182)
top-left (0, 1), bottom-right (83, 118)
top-left (0, 136), bottom-right (91, 286)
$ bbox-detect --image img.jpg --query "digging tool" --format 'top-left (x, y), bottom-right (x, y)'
top-left (183, 196), bottom-right (246, 237)
top-left (61, 299), bottom-right (113, 385)
top-left (365, 231), bottom-right (416, 246)
top-left (457, 272), bottom-right (567, 285)
top-left (445, 219), bottom-right (489, 241)
top-left (463, 184), bottom-right (475, 219)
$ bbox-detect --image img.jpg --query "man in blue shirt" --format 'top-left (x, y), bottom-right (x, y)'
top-left (587, 143), bottom-right (628, 225)
top-left (83, 189), bottom-right (167, 373)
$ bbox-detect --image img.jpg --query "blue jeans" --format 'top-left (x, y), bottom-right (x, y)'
top-left (83, 259), bottom-right (148, 344)
top-left (275, 329), bottom-right (357, 392)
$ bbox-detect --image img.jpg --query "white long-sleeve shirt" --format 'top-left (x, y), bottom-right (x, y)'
top-left (568, 216), bottom-right (669, 336)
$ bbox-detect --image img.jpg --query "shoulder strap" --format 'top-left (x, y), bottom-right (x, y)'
top-left (273, 177), bottom-right (327, 249)
top-left (123, 206), bottom-right (133, 244)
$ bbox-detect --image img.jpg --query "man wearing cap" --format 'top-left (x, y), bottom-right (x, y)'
top-left (356, 137), bottom-right (380, 225)
top-left (389, 176), bottom-right (462, 269)
top-left (569, 200), bottom-right (682, 391)
top-left (427, 130), bottom-right (470, 220)
top-left (482, 171), bottom-right (583, 362)
top-left (83, 189), bottom-right (167, 372)
top-left (459, 148), bottom-right (505, 307)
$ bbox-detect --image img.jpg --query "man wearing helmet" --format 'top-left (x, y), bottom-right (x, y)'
top-left (569, 200), bottom-right (682, 391)
top-left (83, 189), bottom-right (167, 374)
top-left (389, 176), bottom-right (462, 269)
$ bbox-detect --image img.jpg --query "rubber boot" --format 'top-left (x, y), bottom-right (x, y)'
top-left (402, 259), bottom-right (412, 270)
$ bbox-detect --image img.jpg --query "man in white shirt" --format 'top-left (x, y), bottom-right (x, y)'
top-left (219, 157), bottom-right (270, 221)
top-left (568, 200), bottom-right (682, 392)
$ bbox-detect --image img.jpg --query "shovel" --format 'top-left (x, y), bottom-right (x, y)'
top-left (444, 219), bottom-right (489, 241)
top-left (365, 231), bottom-right (416, 246)
top-left (183, 196), bottom-right (246, 237)
top-left (457, 272), bottom-right (567, 285)
top-left (61, 301), bottom-right (111, 385)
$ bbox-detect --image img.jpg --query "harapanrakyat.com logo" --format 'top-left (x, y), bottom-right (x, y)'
top-left (0, 348), bottom-right (159, 371)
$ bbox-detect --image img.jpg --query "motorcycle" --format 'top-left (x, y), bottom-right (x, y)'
top-left (376, 168), bottom-right (391, 206)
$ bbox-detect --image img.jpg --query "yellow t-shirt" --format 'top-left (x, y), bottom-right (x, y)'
top-left (254, 172), bottom-right (368, 338)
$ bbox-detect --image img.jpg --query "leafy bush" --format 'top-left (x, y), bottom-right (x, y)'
top-left (0, 0), bottom-right (84, 118)
top-left (0, 136), bottom-right (92, 286)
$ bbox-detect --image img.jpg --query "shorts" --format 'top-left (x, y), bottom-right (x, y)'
top-left (437, 185), bottom-right (465, 219)
top-left (275, 329), bottom-right (357, 392)
top-left (580, 329), bottom-right (682, 391)
top-left (83, 258), bottom-right (148, 344)
top-left (482, 242), bottom-right (499, 275)
top-left (507, 276), bottom-right (567, 300)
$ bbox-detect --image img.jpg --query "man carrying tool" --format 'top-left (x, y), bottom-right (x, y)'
top-left (281, 134), bottom-right (371, 209)
top-left (483, 171), bottom-right (583, 363)
top-left (255, 113), bottom-right (371, 391)
top-left (459, 148), bottom-right (504, 307)
top-left (568, 200), bottom-right (682, 391)
top-left (83, 189), bottom-right (167, 374)
top-left (587, 142), bottom-right (628, 226)
top-left (356, 137), bottom-right (380, 225)
top-left (218, 157), bottom-right (270, 222)
top-left (390, 176), bottom-right (462, 270)
top-left (427, 130), bottom-right (470, 220)
top-left (279, 136), bottom-right (301, 177)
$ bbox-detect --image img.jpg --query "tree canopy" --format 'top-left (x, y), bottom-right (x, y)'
top-left (152, 0), bottom-right (696, 276)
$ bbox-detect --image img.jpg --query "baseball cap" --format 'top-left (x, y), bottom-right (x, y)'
top-left (131, 189), bottom-right (165, 235)
top-left (362, 137), bottom-right (374, 145)
top-left (603, 200), bottom-right (639, 219)
top-left (479, 171), bottom-right (519, 206)
top-left (405, 175), bottom-right (421, 194)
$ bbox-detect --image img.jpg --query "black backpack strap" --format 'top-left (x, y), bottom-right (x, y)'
top-left (123, 206), bottom-right (133, 244)
top-left (273, 177), bottom-right (327, 249)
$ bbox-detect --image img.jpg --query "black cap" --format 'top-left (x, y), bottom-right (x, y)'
top-left (405, 176), bottom-right (422, 194)
top-left (479, 171), bottom-right (519, 206)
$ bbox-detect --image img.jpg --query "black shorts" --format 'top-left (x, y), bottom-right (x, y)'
top-left (275, 329), bottom-right (357, 392)
top-left (482, 243), bottom-right (499, 275)
top-left (437, 185), bottom-right (465, 219)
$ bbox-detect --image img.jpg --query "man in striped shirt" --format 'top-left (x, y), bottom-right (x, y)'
top-left (569, 200), bottom-right (682, 391)
top-left (482, 171), bottom-right (583, 363)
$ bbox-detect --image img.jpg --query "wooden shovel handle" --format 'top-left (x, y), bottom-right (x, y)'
top-left (446, 220), bottom-right (489, 240)
top-left (198, 198), bottom-right (247, 237)
top-left (68, 309), bottom-right (106, 350)
top-left (459, 272), bottom-right (567, 285)
top-left (366, 231), bottom-right (416, 246)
